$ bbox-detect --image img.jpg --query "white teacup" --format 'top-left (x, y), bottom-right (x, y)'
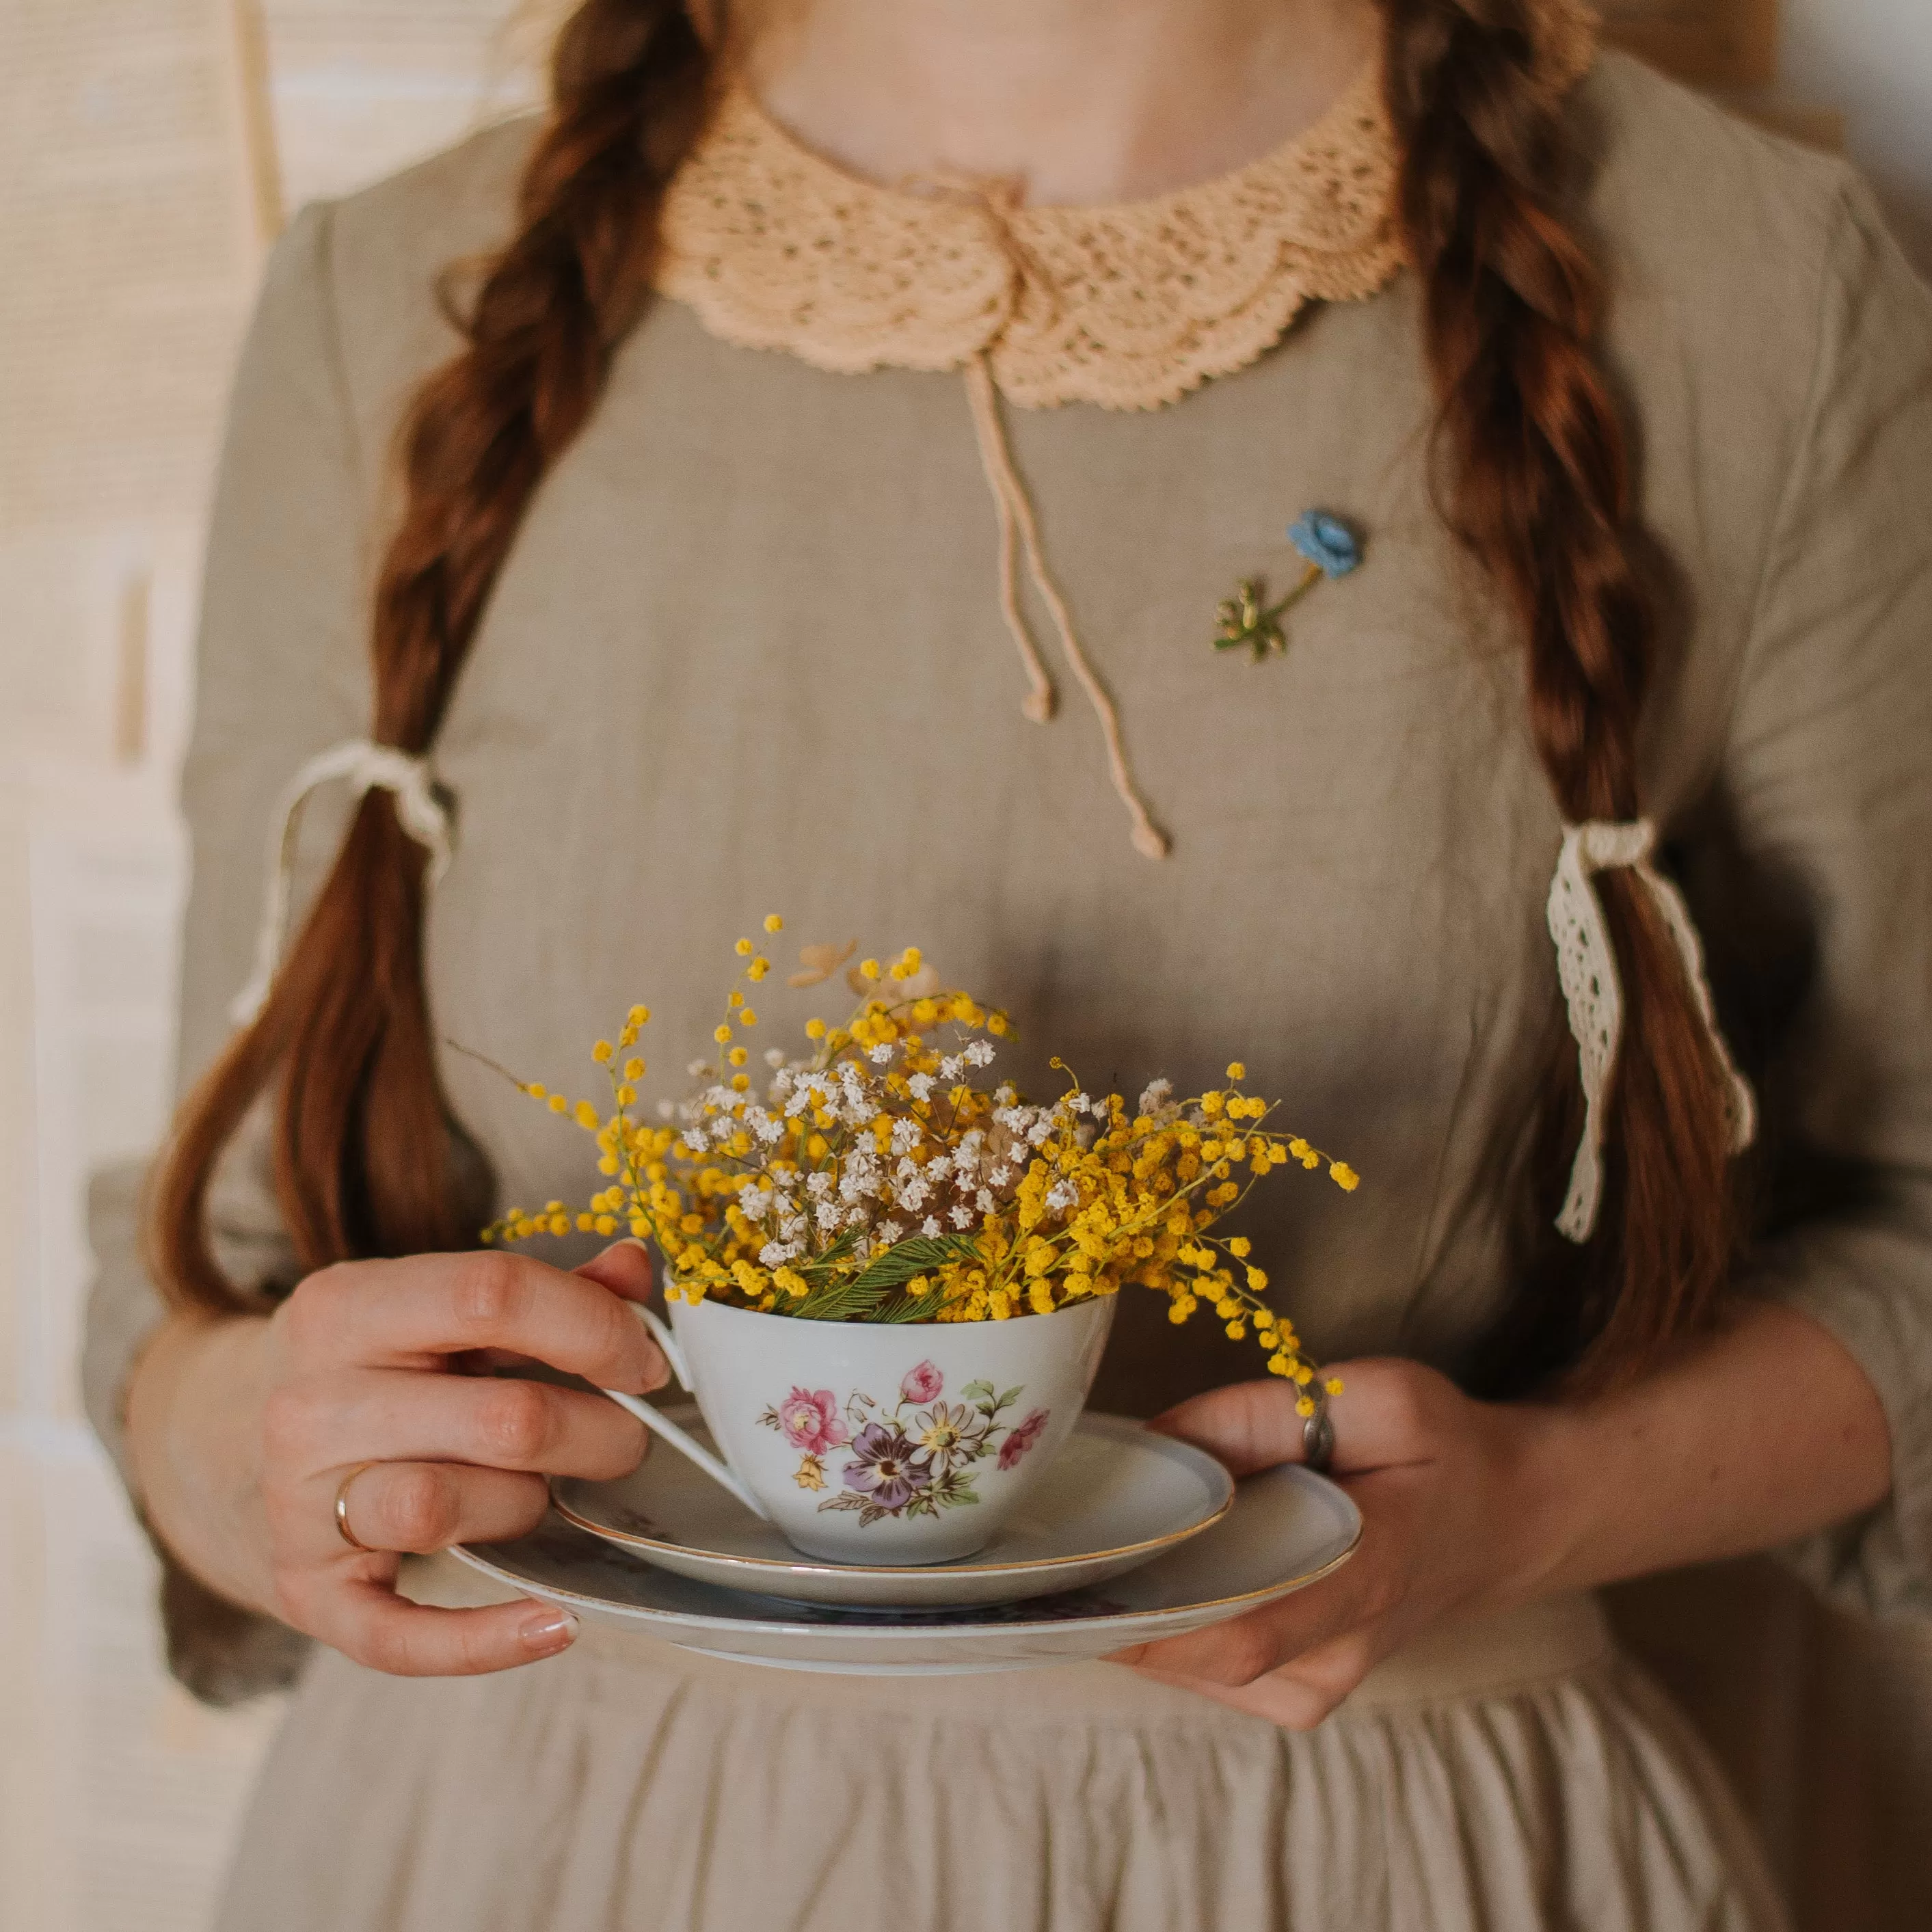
top-left (608, 1291), bottom-right (1116, 1564)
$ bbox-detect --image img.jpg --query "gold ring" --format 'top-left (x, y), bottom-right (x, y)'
top-left (334, 1462), bottom-right (380, 1552)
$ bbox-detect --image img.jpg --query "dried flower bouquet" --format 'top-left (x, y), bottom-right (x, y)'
top-left (480, 920), bottom-right (1354, 1404)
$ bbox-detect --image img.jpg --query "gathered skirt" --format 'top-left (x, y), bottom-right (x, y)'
top-left (216, 1573), bottom-right (1788, 1932)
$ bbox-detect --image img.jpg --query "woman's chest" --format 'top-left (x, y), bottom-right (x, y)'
top-left (418, 297), bottom-right (1725, 1380)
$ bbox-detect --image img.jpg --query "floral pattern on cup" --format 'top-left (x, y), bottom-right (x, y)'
top-left (773, 1386), bottom-right (851, 1455)
top-left (757, 1360), bottom-right (1049, 1528)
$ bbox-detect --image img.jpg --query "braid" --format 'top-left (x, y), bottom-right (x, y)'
top-left (1383, 0), bottom-right (1740, 1385)
top-left (152, 1), bottom-right (710, 1306)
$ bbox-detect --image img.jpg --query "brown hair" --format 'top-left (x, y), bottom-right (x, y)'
top-left (152, 0), bottom-right (1736, 1385)
top-left (149, 0), bottom-right (710, 1306)
top-left (1383, 0), bottom-right (1739, 1385)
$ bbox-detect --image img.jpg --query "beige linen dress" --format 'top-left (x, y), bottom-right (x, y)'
top-left (83, 21), bottom-right (1932, 1931)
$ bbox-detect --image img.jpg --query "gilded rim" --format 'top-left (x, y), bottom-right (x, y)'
top-left (552, 1412), bottom-right (1234, 1580)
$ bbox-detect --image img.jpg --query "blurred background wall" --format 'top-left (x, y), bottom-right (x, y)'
top-left (1781, 0), bottom-right (1932, 265)
top-left (0, 3), bottom-right (1925, 1929)
top-left (0, 11), bottom-right (548, 1924)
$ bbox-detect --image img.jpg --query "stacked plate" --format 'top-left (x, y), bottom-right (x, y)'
top-left (455, 1409), bottom-right (1360, 1675)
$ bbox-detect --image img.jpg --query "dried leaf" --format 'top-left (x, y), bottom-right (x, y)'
top-left (788, 939), bottom-right (857, 989)
top-left (844, 961), bottom-right (942, 1000)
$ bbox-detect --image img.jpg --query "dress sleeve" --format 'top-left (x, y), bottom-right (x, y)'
top-left (1716, 176), bottom-right (1932, 1621)
top-left (81, 197), bottom-right (373, 1702)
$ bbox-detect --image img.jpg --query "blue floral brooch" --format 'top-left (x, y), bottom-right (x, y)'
top-left (1213, 510), bottom-right (1363, 662)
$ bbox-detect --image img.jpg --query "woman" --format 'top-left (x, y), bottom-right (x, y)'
top-left (87, 0), bottom-right (1931, 1925)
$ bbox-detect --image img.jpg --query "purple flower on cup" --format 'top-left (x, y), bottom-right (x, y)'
top-left (997, 1408), bottom-right (1051, 1471)
top-left (775, 1387), bottom-right (851, 1455)
top-left (842, 1423), bottom-right (933, 1511)
top-left (765, 1363), bottom-right (1056, 1527)
top-left (900, 1360), bottom-right (944, 1405)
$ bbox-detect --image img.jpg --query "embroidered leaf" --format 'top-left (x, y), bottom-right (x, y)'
top-left (1211, 570), bottom-right (1326, 663)
top-left (1212, 578), bottom-right (1287, 660)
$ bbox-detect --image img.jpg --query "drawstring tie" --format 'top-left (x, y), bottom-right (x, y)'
top-left (1546, 819), bottom-right (1756, 1242)
top-left (229, 738), bottom-right (453, 1025)
top-left (913, 167), bottom-right (1169, 862)
top-left (963, 354), bottom-right (1169, 861)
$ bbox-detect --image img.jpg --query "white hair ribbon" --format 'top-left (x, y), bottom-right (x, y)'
top-left (228, 738), bottom-right (454, 1027)
top-left (1545, 819), bottom-right (1757, 1243)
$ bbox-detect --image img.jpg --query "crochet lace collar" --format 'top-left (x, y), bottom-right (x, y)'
top-left (656, 1), bottom-right (1599, 410)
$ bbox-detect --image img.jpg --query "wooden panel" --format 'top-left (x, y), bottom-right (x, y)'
top-left (1600, 0), bottom-right (1779, 90)
top-left (227, 0), bottom-right (284, 244)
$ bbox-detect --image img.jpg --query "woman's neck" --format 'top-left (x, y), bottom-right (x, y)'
top-left (728, 0), bottom-right (1382, 205)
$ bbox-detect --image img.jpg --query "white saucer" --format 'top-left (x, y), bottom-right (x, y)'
top-left (553, 1412), bottom-right (1235, 1609)
top-left (452, 1460), bottom-right (1360, 1676)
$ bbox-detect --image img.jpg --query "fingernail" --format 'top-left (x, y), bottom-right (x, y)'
top-left (520, 1606), bottom-right (578, 1654)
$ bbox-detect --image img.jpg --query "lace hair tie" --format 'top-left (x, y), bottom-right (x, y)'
top-left (229, 738), bottom-right (454, 1026)
top-left (1545, 820), bottom-right (1757, 1243)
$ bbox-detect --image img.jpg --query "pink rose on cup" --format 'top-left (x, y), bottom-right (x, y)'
top-left (775, 1387), bottom-right (851, 1455)
top-left (900, 1360), bottom-right (944, 1405)
top-left (997, 1407), bottom-right (1050, 1471)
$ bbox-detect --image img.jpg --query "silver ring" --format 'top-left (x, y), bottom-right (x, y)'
top-left (1302, 1400), bottom-right (1335, 1475)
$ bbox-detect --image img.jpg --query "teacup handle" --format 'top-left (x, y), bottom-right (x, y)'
top-left (598, 1304), bottom-right (773, 1522)
top-left (631, 1304), bottom-right (690, 1391)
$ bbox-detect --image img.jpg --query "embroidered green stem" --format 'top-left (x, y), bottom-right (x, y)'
top-left (1212, 563), bottom-right (1322, 662)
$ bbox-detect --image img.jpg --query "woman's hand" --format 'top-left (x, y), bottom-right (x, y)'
top-left (1109, 1360), bottom-right (1566, 1729)
top-left (127, 1242), bottom-right (669, 1678)
top-left (1112, 1302), bottom-right (1892, 1729)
